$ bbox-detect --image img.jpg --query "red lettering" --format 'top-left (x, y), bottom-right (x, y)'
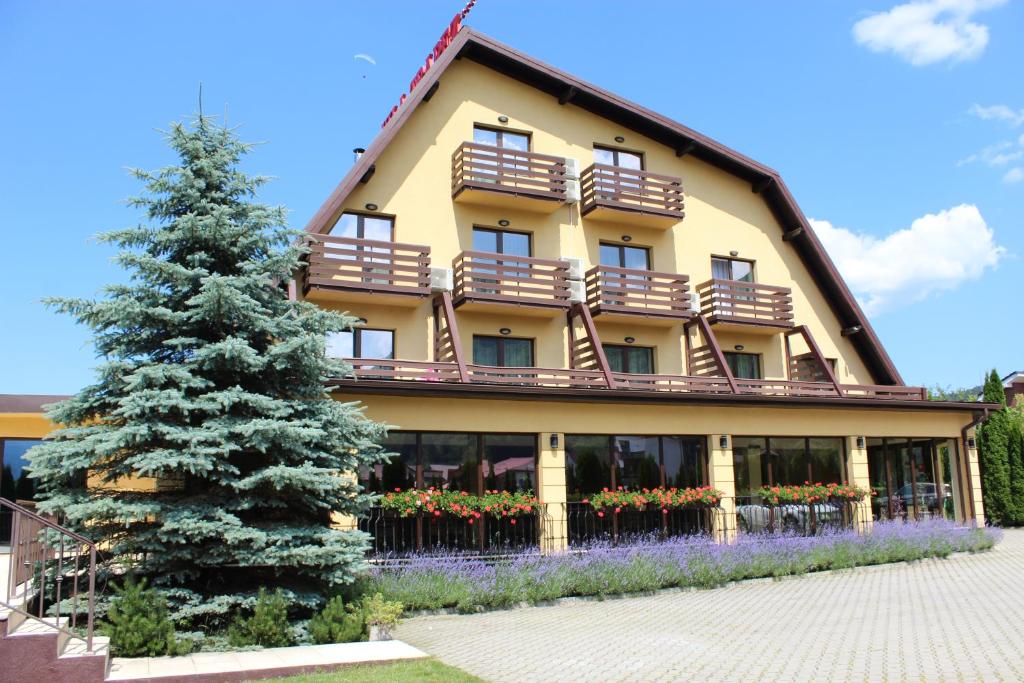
top-left (385, 13), bottom-right (465, 126)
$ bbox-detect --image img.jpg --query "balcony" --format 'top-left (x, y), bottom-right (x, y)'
top-left (580, 164), bottom-right (684, 228)
top-left (586, 265), bottom-right (692, 325)
top-left (337, 360), bottom-right (927, 402)
top-left (695, 278), bottom-right (794, 331)
top-left (302, 234), bottom-right (432, 306)
top-left (451, 142), bottom-right (568, 213)
top-left (452, 251), bottom-right (571, 316)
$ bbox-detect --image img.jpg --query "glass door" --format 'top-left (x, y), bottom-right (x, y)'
top-left (473, 228), bottom-right (531, 295)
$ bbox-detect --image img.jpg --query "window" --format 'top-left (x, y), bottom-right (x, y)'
top-left (867, 438), bottom-right (949, 521)
top-left (732, 436), bottom-right (846, 493)
top-left (473, 125), bottom-right (529, 151)
top-left (724, 352), bottom-right (761, 380)
top-left (565, 435), bottom-right (706, 500)
top-left (326, 328), bottom-right (394, 359)
top-left (604, 345), bottom-right (654, 374)
top-left (1, 438), bottom-right (43, 503)
top-left (472, 227), bottom-right (531, 257)
top-left (473, 336), bottom-right (534, 367)
top-left (594, 146), bottom-right (643, 170)
top-left (711, 257), bottom-right (754, 283)
top-left (329, 212), bottom-right (393, 241)
top-left (360, 432), bottom-right (537, 495)
top-left (599, 243), bottom-right (650, 270)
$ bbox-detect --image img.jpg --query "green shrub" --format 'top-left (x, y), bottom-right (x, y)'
top-left (101, 577), bottom-right (190, 657)
top-left (228, 588), bottom-right (294, 648)
top-left (308, 596), bottom-right (364, 644)
top-left (361, 593), bottom-right (403, 630)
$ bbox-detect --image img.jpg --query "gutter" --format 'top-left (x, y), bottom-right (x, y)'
top-left (960, 407), bottom-right (993, 524)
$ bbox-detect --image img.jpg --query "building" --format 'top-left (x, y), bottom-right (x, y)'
top-left (1000, 371), bottom-right (1024, 406)
top-left (297, 27), bottom-right (992, 551)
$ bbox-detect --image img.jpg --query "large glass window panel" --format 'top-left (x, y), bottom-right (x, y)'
top-left (807, 437), bottom-right (844, 484)
top-left (605, 345), bottom-right (654, 374)
top-left (500, 132), bottom-right (529, 151)
top-left (613, 436), bottom-right (661, 490)
top-left (725, 352), bottom-right (761, 380)
top-left (867, 438), bottom-right (890, 520)
top-left (472, 336), bottom-right (499, 366)
top-left (769, 437), bottom-right (808, 486)
top-left (711, 257), bottom-right (754, 283)
top-left (662, 437), bottom-right (705, 489)
top-left (472, 127), bottom-right (499, 146)
top-left (593, 146), bottom-right (642, 169)
top-left (330, 213), bottom-right (360, 239)
top-left (358, 330), bottom-right (394, 359)
top-left (501, 338), bottom-right (533, 367)
top-left (565, 435), bottom-right (612, 500)
top-left (732, 437), bottom-right (768, 495)
top-left (1, 439), bottom-right (43, 502)
top-left (473, 336), bottom-right (533, 367)
top-left (501, 231), bottom-right (531, 258)
top-left (328, 212), bottom-right (393, 241)
top-left (599, 243), bottom-right (650, 270)
top-left (482, 434), bottom-right (536, 492)
top-left (361, 432), bottom-right (417, 494)
top-left (361, 216), bottom-right (392, 242)
top-left (472, 228), bottom-right (499, 253)
top-left (325, 331), bottom-right (354, 358)
top-left (421, 433), bottom-right (478, 493)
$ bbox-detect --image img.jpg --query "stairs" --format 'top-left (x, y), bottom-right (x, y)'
top-left (1, 608), bottom-right (110, 683)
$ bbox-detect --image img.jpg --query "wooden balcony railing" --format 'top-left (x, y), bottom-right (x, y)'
top-left (452, 142), bottom-right (567, 203)
top-left (452, 251), bottom-right (571, 310)
top-left (580, 163), bottom-right (684, 220)
top-left (304, 234), bottom-right (432, 297)
top-left (586, 265), bottom-right (692, 319)
top-left (695, 278), bottom-right (794, 328)
top-left (336, 360), bottom-right (927, 401)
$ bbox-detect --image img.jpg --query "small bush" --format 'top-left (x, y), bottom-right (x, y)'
top-left (228, 588), bottom-right (294, 648)
top-left (102, 576), bottom-right (190, 657)
top-left (309, 596), bottom-right (364, 644)
top-left (362, 593), bottom-right (403, 629)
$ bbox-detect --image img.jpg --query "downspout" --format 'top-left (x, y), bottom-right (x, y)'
top-left (960, 408), bottom-right (992, 524)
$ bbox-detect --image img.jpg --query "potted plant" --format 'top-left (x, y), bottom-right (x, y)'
top-left (362, 593), bottom-right (404, 642)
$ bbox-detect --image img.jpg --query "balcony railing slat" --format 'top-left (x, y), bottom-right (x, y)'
top-left (585, 265), bottom-right (692, 319)
top-left (303, 235), bottom-right (432, 297)
top-left (453, 251), bottom-right (571, 309)
top-left (452, 142), bottom-right (568, 203)
top-left (696, 278), bottom-right (794, 327)
top-left (580, 163), bottom-right (685, 219)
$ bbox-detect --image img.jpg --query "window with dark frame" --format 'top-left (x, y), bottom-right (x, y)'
top-left (328, 212), bottom-right (394, 241)
top-left (564, 435), bottom-right (707, 500)
top-left (603, 345), bottom-right (655, 374)
top-left (724, 352), bottom-right (762, 380)
top-left (731, 437), bottom-right (847, 494)
top-left (593, 145), bottom-right (643, 170)
top-left (326, 328), bottom-right (394, 360)
top-left (599, 242), bottom-right (651, 270)
top-left (473, 125), bottom-right (530, 151)
top-left (711, 256), bottom-right (755, 283)
top-left (359, 431), bottom-right (538, 495)
top-left (472, 335), bottom-right (534, 367)
top-left (472, 227), bottom-right (532, 257)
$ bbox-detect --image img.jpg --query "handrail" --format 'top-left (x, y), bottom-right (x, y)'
top-left (696, 278), bottom-right (794, 327)
top-left (303, 234), bottom-right (432, 296)
top-left (1, 497), bottom-right (97, 653)
top-left (580, 163), bottom-right (685, 218)
top-left (452, 251), bottom-right (571, 308)
top-left (585, 265), bottom-right (692, 318)
top-left (452, 142), bottom-right (568, 202)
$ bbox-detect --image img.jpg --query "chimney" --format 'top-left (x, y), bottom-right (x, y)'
top-left (353, 147), bottom-right (366, 162)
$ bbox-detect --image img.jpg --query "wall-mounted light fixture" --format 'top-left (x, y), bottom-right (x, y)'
top-left (498, 219), bottom-right (510, 227)
top-left (624, 336), bottom-right (636, 344)
top-left (729, 250), bottom-right (739, 257)
top-left (621, 235), bottom-right (632, 242)
top-left (967, 436), bottom-right (977, 449)
top-left (856, 436), bottom-right (866, 449)
top-left (364, 203), bottom-right (378, 211)
top-left (734, 345), bottom-right (744, 351)
top-left (614, 136), bottom-right (625, 143)
top-left (719, 435), bottom-right (729, 449)
top-left (549, 433), bottom-right (560, 449)
top-left (498, 115), bottom-right (509, 123)
top-left (499, 328), bottom-right (511, 336)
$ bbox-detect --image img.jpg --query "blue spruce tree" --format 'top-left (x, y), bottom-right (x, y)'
top-left (27, 115), bottom-right (387, 626)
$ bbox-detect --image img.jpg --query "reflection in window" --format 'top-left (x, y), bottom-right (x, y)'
top-left (326, 328), bottom-right (394, 359)
top-left (361, 432), bottom-right (537, 497)
top-left (1, 438), bottom-right (44, 502)
top-left (724, 352), bottom-right (761, 380)
top-left (565, 435), bottom-right (705, 500)
top-left (732, 436), bottom-right (846, 498)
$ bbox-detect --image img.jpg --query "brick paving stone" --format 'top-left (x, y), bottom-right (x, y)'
top-left (395, 529), bottom-right (1024, 682)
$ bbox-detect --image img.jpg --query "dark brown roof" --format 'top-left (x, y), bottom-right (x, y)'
top-left (305, 28), bottom-right (904, 386)
top-left (0, 394), bottom-right (68, 413)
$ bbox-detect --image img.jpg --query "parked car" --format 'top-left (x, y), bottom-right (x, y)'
top-left (736, 501), bottom-right (843, 533)
top-left (875, 482), bottom-right (949, 513)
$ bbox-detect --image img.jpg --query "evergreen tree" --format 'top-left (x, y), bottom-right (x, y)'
top-left (26, 115), bottom-right (387, 627)
top-left (978, 370), bottom-right (1012, 525)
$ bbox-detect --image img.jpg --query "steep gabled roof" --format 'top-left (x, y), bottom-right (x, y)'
top-left (305, 28), bottom-right (904, 386)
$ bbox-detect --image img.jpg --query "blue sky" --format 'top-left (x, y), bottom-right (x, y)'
top-left (1, 0), bottom-right (1021, 394)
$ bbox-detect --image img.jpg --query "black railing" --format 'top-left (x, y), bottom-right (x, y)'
top-left (564, 501), bottom-right (718, 547)
top-left (734, 496), bottom-right (868, 536)
top-left (359, 505), bottom-right (541, 556)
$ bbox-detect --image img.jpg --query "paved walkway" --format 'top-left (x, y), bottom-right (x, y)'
top-left (396, 529), bottom-right (1024, 682)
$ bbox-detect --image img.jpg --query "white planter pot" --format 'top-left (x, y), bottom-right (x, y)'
top-left (369, 624), bottom-right (393, 641)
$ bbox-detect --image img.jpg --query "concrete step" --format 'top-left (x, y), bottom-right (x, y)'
top-left (1, 611), bottom-right (109, 682)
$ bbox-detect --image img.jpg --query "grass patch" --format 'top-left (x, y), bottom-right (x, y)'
top-left (258, 658), bottom-right (483, 682)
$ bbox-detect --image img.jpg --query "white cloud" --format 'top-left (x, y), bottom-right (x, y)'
top-left (958, 139), bottom-right (1024, 167)
top-left (969, 103), bottom-right (1024, 126)
top-left (852, 0), bottom-right (1007, 66)
top-left (1003, 167), bottom-right (1024, 183)
top-left (811, 204), bottom-right (1004, 314)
